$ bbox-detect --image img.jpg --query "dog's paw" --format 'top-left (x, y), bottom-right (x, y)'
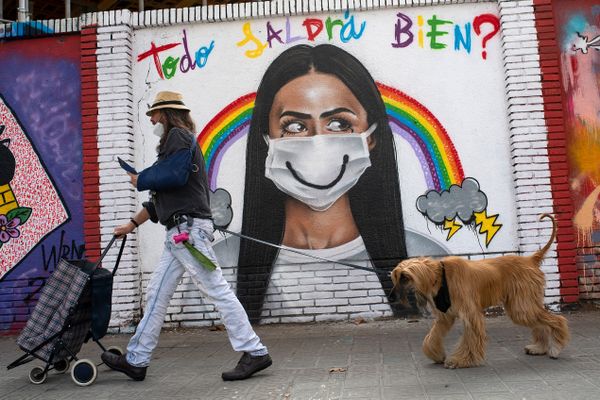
top-left (425, 353), bottom-right (446, 364)
top-left (547, 346), bottom-right (561, 359)
top-left (524, 344), bottom-right (547, 356)
top-left (444, 358), bottom-right (478, 369)
top-left (444, 359), bottom-right (466, 369)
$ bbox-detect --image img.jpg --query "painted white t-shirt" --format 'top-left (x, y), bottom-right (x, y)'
top-left (212, 228), bottom-right (449, 322)
top-left (261, 236), bottom-right (393, 322)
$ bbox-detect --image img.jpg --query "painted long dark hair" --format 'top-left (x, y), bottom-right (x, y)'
top-left (237, 44), bottom-right (408, 323)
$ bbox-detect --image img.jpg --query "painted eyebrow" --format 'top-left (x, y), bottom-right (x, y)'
top-left (279, 108), bottom-right (357, 120)
top-left (320, 107), bottom-right (357, 119)
top-left (279, 111), bottom-right (311, 119)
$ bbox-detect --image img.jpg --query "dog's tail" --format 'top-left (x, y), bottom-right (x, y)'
top-left (531, 213), bottom-right (557, 263)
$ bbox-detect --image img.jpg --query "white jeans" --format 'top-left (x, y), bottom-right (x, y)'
top-left (126, 218), bottom-right (267, 367)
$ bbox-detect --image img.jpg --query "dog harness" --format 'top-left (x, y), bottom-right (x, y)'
top-left (433, 262), bottom-right (452, 313)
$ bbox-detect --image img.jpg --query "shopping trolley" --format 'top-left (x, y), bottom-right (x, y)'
top-left (6, 235), bottom-right (126, 386)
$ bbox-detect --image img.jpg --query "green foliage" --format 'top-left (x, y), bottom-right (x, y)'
top-left (7, 207), bottom-right (32, 225)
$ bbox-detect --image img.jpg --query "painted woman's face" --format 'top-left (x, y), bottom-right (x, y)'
top-left (268, 72), bottom-right (370, 139)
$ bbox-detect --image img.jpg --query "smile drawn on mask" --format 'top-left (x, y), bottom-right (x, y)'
top-left (285, 154), bottom-right (349, 190)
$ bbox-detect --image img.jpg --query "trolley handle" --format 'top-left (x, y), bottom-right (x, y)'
top-left (92, 235), bottom-right (127, 276)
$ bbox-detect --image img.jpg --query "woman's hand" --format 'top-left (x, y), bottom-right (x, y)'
top-left (128, 172), bottom-right (138, 187)
top-left (114, 221), bottom-right (136, 237)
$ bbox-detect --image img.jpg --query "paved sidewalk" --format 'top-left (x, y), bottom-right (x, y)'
top-left (1, 309), bottom-right (599, 400)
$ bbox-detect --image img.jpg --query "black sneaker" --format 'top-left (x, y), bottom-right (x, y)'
top-left (221, 352), bottom-right (272, 381)
top-left (101, 351), bottom-right (147, 381)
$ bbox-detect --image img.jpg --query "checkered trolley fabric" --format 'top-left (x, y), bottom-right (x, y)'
top-left (7, 236), bottom-right (125, 387)
top-left (16, 258), bottom-right (94, 362)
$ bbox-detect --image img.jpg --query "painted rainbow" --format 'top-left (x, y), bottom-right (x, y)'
top-left (198, 93), bottom-right (254, 190)
top-left (198, 84), bottom-right (464, 192)
top-left (379, 83), bottom-right (464, 191)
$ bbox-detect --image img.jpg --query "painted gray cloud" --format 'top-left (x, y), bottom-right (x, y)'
top-left (210, 188), bottom-right (233, 228)
top-left (416, 177), bottom-right (487, 224)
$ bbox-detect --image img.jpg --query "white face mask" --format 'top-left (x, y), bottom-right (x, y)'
top-left (152, 122), bottom-right (165, 138)
top-left (264, 124), bottom-right (376, 212)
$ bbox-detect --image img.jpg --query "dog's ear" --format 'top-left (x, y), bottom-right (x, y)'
top-left (390, 268), bottom-right (401, 286)
top-left (390, 268), bottom-right (412, 287)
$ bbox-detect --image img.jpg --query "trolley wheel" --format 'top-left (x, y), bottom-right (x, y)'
top-left (53, 359), bottom-right (70, 374)
top-left (29, 366), bottom-right (47, 384)
top-left (106, 345), bottom-right (124, 356)
top-left (71, 359), bottom-right (97, 386)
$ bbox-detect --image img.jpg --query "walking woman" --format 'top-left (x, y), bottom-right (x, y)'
top-left (102, 91), bottom-right (272, 381)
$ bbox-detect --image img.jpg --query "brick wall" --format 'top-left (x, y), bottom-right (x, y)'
top-left (1, 0), bottom-right (581, 332)
top-left (81, 26), bottom-right (101, 263)
top-left (531, 0), bottom-right (578, 304)
top-left (123, 0), bottom-right (504, 328)
top-left (105, 0), bottom-right (572, 328)
top-left (497, 0), bottom-right (565, 306)
top-left (539, 0), bottom-right (598, 303)
top-left (94, 11), bottom-right (141, 331)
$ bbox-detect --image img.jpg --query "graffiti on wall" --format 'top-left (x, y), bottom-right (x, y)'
top-left (135, 9), bottom-right (504, 248)
top-left (0, 35), bottom-right (84, 332)
top-left (136, 10), bottom-right (501, 80)
top-left (0, 126), bottom-right (31, 247)
top-left (0, 98), bottom-right (69, 276)
top-left (133, 4), bottom-right (513, 322)
top-left (0, 21), bottom-right (54, 39)
top-left (572, 31), bottom-right (600, 53)
top-left (198, 85), bottom-right (502, 246)
top-left (556, 2), bottom-right (600, 245)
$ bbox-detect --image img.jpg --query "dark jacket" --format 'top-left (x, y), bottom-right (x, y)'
top-left (138, 127), bottom-right (212, 226)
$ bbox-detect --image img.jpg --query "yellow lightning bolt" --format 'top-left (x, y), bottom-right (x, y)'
top-left (443, 218), bottom-right (462, 241)
top-left (474, 210), bottom-right (502, 247)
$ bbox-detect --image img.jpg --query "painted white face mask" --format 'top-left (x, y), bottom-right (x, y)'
top-left (152, 122), bottom-right (165, 138)
top-left (264, 123), bottom-right (377, 212)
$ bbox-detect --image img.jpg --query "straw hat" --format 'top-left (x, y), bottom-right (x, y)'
top-left (146, 91), bottom-right (190, 116)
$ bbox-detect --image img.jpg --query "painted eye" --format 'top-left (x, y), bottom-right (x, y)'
top-left (326, 119), bottom-right (352, 133)
top-left (281, 121), bottom-right (307, 136)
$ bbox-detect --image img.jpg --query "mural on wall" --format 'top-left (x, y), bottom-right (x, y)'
top-left (573, 31), bottom-right (600, 54)
top-left (0, 35), bottom-right (84, 332)
top-left (199, 86), bottom-right (502, 246)
top-left (133, 3), bottom-right (515, 321)
top-left (0, 125), bottom-right (30, 247)
top-left (0, 99), bottom-right (68, 274)
top-left (0, 21), bottom-right (54, 39)
top-left (555, 2), bottom-right (600, 245)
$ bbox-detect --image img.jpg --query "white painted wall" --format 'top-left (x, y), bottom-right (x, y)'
top-left (126, 1), bottom-right (521, 325)
top-left (0, 0), bottom-right (563, 331)
top-left (87, 0), bottom-right (560, 328)
top-left (132, 3), bottom-right (516, 265)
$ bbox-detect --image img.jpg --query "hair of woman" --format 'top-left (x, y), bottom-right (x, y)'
top-left (157, 108), bottom-right (197, 151)
top-left (237, 44), bottom-right (408, 322)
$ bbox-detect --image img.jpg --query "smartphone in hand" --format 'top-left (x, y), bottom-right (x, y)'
top-left (117, 157), bottom-right (137, 174)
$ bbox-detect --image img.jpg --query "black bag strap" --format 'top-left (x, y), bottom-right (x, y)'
top-left (190, 135), bottom-right (200, 173)
top-left (92, 235), bottom-right (127, 276)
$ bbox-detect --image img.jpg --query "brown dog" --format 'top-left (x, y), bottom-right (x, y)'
top-left (390, 214), bottom-right (569, 369)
